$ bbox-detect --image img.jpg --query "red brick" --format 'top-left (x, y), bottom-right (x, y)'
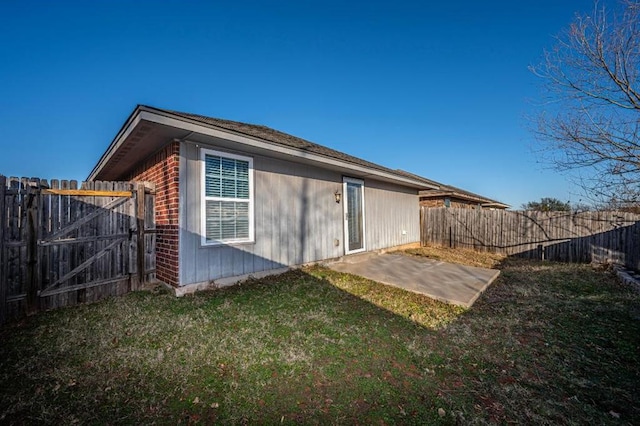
top-left (125, 141), bottom-right (180, 286)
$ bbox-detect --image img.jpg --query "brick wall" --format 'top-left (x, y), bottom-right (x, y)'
top-left (420, 199), bottom-right (446, 208)
top-left (126, 141), bottom-right (180, 286)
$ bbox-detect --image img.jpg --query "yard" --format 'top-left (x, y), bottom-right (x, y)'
top-left (1, 247), bottom-right (639, 424)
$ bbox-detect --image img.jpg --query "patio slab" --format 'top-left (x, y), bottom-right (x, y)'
top-left (326, 252), bottom-right (500, 307)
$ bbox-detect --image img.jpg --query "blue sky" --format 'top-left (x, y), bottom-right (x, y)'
top-left (0, 0), bottom-right (608, 208)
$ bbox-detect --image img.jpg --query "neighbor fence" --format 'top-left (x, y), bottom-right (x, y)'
top-left (420, 207), bottom-right (640, 270)
top-left (0, 176), bottom-right (156, 323)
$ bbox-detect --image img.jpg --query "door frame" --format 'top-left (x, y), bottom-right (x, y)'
top-left (343, 177), bottom-right (366, 255)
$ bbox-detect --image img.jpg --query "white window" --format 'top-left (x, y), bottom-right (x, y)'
top-left (201, 149), bottom-right (254, 245)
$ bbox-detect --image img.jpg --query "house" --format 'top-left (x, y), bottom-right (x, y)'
top-left (88, 105), bottom-right (440, 292)
top-left (419, 185), bottom-right (509, 210)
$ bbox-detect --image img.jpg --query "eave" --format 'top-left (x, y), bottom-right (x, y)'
top-left (89, 106), bottom-right (439, 190)
top-left (419, 189), bottom-right (509, 209)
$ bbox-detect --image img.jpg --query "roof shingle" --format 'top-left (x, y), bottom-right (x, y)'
top-left (150, 106), bottom-right (440, 188)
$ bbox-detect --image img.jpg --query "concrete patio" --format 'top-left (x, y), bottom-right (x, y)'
top-left (326, 252), bottom-right (500, 307)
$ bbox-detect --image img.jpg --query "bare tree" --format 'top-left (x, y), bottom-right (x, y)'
top-left (530, 0), bottom-right (640, 205)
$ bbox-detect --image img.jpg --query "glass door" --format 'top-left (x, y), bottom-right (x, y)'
top-left (343, 177), bottom-right (365, 254)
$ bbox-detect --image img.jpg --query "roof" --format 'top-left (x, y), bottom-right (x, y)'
top-left (152, 106), bottom-right (441, 188)
top-left (88, 105), bottom-right (440, 189)
top-left (419, 185), bottom-right (510, 209)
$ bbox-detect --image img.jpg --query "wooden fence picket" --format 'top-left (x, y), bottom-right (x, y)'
top-left (0, 175), bottom-right (156, 324)
top-left (0, 175), bottom-right (6, 324)
top-left (421, 207), bottom-right (640, 270)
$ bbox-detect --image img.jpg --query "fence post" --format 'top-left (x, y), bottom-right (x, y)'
top-left (0, 175), bottom-right (6, 323)
top-left (25, 183), bottom-right (39, 314)
top-left (419, 206), bottom-right (424, 246)
top-left (136, 183), bottom-right (145, 290)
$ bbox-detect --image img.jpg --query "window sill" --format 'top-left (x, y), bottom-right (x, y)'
top-left (200, 239), bottom-right (256, 248)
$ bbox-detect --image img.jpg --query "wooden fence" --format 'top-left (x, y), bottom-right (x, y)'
top-left (0, 176), bottom-right (156, 323)
top-left (420, 207), bottom-right (640, 270)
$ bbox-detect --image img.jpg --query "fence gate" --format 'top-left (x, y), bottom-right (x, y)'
top-left (0, 176), bottom-right (156, 323)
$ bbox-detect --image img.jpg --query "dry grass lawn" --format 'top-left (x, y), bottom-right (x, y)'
top-left (1, 246), bottom-right (638, 424)
top-left (403, 245), bottom-right (506, 269)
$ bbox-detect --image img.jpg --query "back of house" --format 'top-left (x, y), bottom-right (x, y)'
top-left (89, 105), bottom-right (440, 290)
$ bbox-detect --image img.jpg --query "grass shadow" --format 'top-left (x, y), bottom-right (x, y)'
top-left (0, 268), bottom-right (455, 425)
top-left (1, 254), bottom-right (639, 424)
top-left (406, 248), bottom-right (640, 424)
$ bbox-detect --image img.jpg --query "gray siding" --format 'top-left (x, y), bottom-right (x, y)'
top-left (179, 141), bottom-right (421, 286)
top-left (179, 141), bottom-right (343, 286)
top-left (365, 180), bottom-right (420, 251)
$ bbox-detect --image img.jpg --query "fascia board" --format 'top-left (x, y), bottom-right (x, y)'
top-left (87, 111), bottom-right (143, 181)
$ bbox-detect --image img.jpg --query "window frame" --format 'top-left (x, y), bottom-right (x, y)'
top-left (200, 148), bottom-right (255, 246)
